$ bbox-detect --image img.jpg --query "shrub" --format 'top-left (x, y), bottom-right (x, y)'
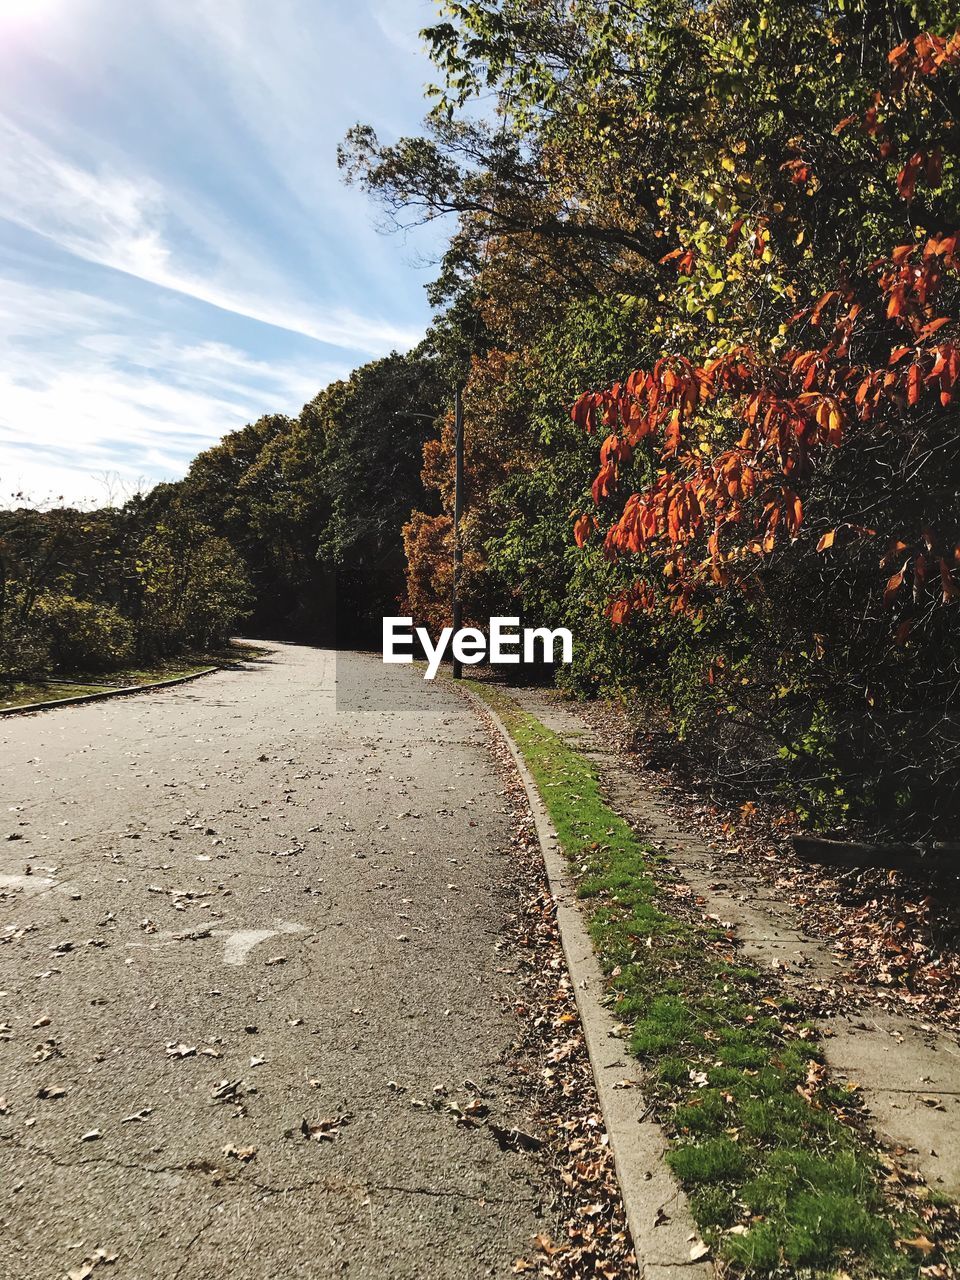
top-left (0, 607), bottom-right (50, 685)
top-left (36, 594), bottom-right (134, 672)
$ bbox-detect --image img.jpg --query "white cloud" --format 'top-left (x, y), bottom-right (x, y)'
top-left (0, 277), bottom-right (345, 504)
top-left (370, 0), bottom-right (437, 56)
top-left (0, 115), bottom-right (423, 353)
top-left (0, 0), bottom-right (444, 504)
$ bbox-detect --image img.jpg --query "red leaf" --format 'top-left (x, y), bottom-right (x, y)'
top-left (897, 152), bottom-right (924, 201)
top-left (833, 113), bottom-right (858, 135)
top-left (663, 411), bottom-right (681, 456)
top-left (725, 218), bottom-right (745, 251)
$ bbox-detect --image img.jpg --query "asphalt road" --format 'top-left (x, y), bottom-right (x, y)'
top-left (0, 644), bottom-right (555, 1279)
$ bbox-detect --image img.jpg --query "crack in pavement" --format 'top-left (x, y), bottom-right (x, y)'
top-left (2, 1135), bottom-right (539, 1207)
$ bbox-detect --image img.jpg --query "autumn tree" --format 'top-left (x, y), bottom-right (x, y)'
top-left (347, 0), bottom-right (960, 838)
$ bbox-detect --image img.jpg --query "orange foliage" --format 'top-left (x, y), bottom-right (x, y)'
top-left (572, 231), bottom-right (960, 625)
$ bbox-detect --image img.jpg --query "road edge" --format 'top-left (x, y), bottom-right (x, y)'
top-left (461, 684), bottom-right (714, 1280)
top-left (0, 666), bottom-right (220, 717)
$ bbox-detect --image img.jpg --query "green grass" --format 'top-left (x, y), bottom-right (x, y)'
top-left (0, 642), bottom-right (266, 710)
top-left (0, 680), bottom-right (111, 709)
top-left (468, 680), bottom-right (952, 1277)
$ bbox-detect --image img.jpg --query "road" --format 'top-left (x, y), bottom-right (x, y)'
top-left (0, 644), bottom-right (556, 1279)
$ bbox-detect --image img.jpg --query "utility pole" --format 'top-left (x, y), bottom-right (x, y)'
top-left (452, 384), bottom-right (464, 679)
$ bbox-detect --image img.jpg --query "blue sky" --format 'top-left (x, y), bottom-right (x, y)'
top-left (0, 0), bottom-right (445, 504)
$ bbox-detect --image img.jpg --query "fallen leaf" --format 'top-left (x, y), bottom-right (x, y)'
top-left (210, 1079), bottom-right (244, 1104)
top-left (120, 1108), bottom-right (153, 1124)
top-left (66, 1247), bottom-right (118, 1279)
top-left (165, 1043), bottom-right (197, 1059)
top-left (533, 1233), bottom-right (569, 1257)
top-left (300, 1116), bottom-right (346, 1142)
top-left (488, 1122), bottom-right (542, 1152)
top-left (898, 1235), bottom-right (936, 1256)
top-left (223, 1143), bottom-right (257, 1162)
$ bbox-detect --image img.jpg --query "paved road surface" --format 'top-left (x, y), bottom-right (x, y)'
top-left (0, 645), bottom-right (554, 1279)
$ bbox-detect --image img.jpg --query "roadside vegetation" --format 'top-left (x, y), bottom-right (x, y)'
top-left (0, 643), bottom-right (266, 711)
top-left (0, 500), bottom-right (252, 695)
top-left (5, 3), bottom-right (958, 839)
top-left (340, 3), bottom-right (960, 846)
top-left (470, 680), bottom-right (959, 1277)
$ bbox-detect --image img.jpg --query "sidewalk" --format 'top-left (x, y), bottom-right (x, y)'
top-left (508, 686), bottom-right (960, 1200)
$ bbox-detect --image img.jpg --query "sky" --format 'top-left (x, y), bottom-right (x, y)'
top-left (0, 0), bottom-right (445, 505)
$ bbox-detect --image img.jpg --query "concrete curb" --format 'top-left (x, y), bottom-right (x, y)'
top-left (463, 686), bottom-right (714, 1280)
top-left (0, 666), bottom-right (220, 717)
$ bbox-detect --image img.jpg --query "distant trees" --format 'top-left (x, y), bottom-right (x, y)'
top-left (310, 350), bottom-right (447, 640)
top-left (0, 344), bottom-right (448, 688)
top-left (181, 346), bottom-right (446, 644)
top-left (0, 496), bottom-right (251, 686)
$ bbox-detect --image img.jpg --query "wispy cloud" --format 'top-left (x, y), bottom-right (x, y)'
top-left (0, 0), bottom-right (442, 504)
top-left (0, 116), bottom-right (423, 353)
top-left (0, 275), bottom-right (347, 503)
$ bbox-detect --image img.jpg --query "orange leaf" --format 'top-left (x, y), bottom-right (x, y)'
top-left (897, 1235), bottom-right (935, 1256)
top-left (783, 490), bottom-right (803, 537)
top-left (663, 411), bottom-right (681, 456)
top-left (884, 567), bottom-right (906, 607)
top-left (810, 291), bottom-right (839, 326)
top-left (573, 514), bottom-right (594, 548)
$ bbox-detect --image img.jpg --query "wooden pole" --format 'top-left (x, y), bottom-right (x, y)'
top-left (452, 385), bottom-right (464, 679)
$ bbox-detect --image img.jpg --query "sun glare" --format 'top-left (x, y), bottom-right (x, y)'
top-left (0, 0), bottom-right (56, 18)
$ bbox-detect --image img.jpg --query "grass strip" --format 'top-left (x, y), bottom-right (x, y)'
top-left (0, 666), bottom-right (209, 711)
top-left (0, 680), bottom-right (113, 709)
top-left (0, 643), bottom-right (266, 710)
top-left (468, 680), bottom-right (956, 1277)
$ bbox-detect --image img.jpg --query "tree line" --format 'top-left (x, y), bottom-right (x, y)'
top-left (3, 0), bottom-right (958, 841)
top-left (0, 351), bottom-right (444, 678)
